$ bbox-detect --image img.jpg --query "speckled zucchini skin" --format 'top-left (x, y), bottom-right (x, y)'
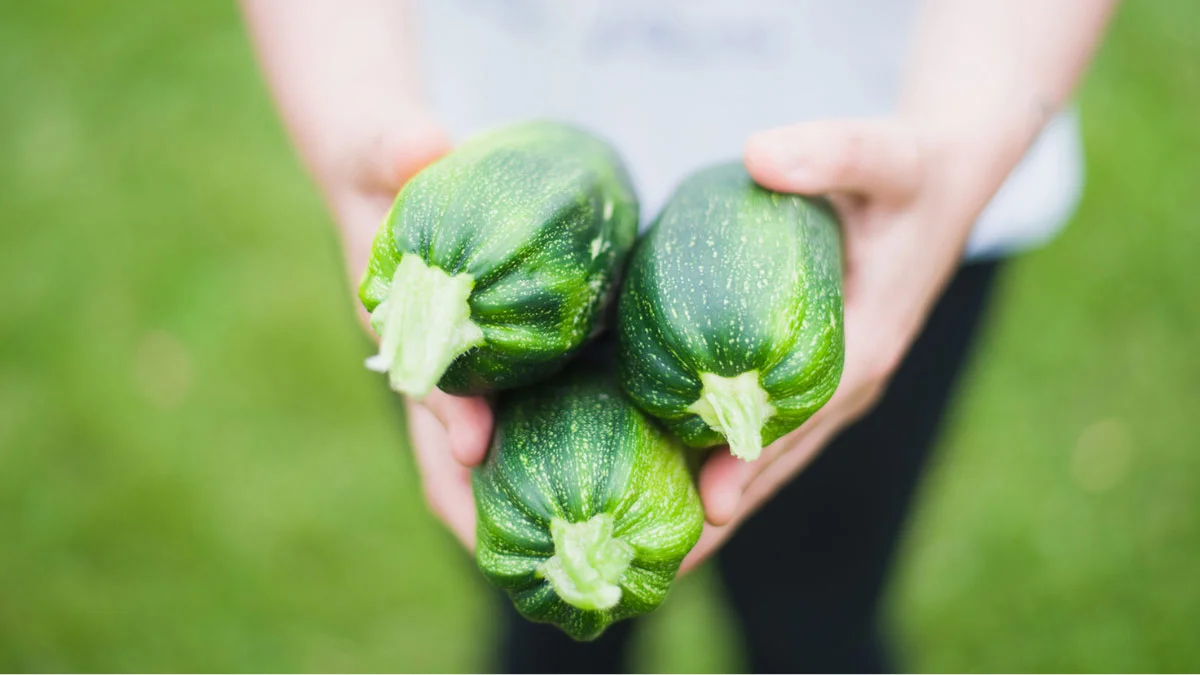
top-left (359, 121), bottom-right (639, 395)
top-left (473, 368), bottom-right (703, 641)
top-left (617, 163), bottom-right (845, 451)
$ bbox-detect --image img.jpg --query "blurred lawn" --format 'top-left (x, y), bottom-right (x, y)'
top-left (0, 2), bottom-right (1197, 672)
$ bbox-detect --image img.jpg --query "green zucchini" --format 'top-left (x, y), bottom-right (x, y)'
top-left (359, 121), bottom-right (638, 397)
top-left (473, 366), bottom-right (703, 641)
top-left (617, 164), bottom-right (845, 461)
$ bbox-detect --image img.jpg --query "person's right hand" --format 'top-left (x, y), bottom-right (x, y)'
top-left (326, 117), bottom-right (491, 550)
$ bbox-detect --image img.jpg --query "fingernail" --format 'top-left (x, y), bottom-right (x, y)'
top-left (753, 136), bottom-right (791, 168)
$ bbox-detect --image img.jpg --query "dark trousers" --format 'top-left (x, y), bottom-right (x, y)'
top-left (499, 261), bottom-right (1003, 674)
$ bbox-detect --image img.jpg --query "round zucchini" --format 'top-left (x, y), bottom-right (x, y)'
top-left (617, 164), bottom-right (845, 461)
top-left (473, 367), bottom-right (703, 641)
top-left (359, 121), bottom-right (638, 397)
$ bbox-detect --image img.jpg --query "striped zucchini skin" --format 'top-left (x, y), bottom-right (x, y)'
top-left (359, 121), bottom-right (638, 396)
top-left (617, 164), bottom-right (845, 457)
top-left (473, 367), bottom-right (703, 641)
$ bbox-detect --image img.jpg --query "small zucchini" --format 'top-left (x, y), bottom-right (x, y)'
top-left (360, 121), bottom-right (638, 397)
top-left (617, 164), bottom-right (845, 461)
top-left (473, 366), bottom-right (703, 640)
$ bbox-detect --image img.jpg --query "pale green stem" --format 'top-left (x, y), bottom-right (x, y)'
top-left (537, 514), bottom-right (634, 611)
top-left (687, 371), bottom-right (776, 462)
top-left (365, 255), bottom-right (484, 398)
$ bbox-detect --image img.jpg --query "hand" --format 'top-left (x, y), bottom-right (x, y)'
top-left (681, 118), bottom-right (983, 572)
top-left (327, 118), bottom-right (491, 551)
top-left (404, 392), bottom-right (491, 548)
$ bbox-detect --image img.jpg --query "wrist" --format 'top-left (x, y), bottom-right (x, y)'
top-left (906, 104), bottom-right (1051, 228)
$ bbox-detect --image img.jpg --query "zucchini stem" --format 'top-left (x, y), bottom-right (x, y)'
top-left (537, 514), bottom-right (634, 611)
top-left (688, 371), bottom-right (776, 462)
top-left (365, 255), bottom-right (484, 398)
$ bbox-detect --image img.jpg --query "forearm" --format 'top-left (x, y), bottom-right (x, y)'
top-left (901, 0), bottom-right (1118, 224)
top-left (242, 0), bottom-right (432, 188)
top-left (242, 0), bottom-right (448, 285)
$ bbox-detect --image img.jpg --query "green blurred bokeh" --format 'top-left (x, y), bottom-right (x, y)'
top-left (1, 2), bottom-right (1198, 672)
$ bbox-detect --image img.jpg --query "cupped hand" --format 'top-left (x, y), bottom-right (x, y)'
top-left (330, 118), bottom-right (491, 551)
top-left (681, 118), bottom-right (981, 572)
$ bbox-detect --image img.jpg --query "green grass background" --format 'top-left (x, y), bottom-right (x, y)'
top-left (1, 2), bottom-right (1197, 672)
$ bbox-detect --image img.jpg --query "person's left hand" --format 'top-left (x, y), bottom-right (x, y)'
top-left (680, 118), bottom-right (985, 572)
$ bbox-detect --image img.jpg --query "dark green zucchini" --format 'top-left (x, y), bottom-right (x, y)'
top-left (617, 164), bottom-right (845, 461)
top-left (359, 121), bottom-right (638, 397)
top-left (473, 367), bottom-right (703, 641)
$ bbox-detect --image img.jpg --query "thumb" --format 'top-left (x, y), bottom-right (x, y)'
top-left (419, 391), bottom-right (493, 467)
top-left (744, 119), bottom-right (922, 203)
top-left (697, 449), bottom-right (757, 526)
top-left (356, 117), bottom-right (452, 194)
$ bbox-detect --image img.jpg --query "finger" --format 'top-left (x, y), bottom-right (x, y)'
top-left (697, 398), bottom-right (840, 527)
top-left (736, 417), bottom-right (840, 521)
top-left (744, 119), bottom-right (922, 203)
top-left (406, 400), bottom-right (477, 550)
top-left (685, 410), bottom-right (847, 573)
top-left (679, 521), bottom-right (731, 575)
top-left (419, 391), bottom-right (493, 467)
top-left (336, 192), bottom-right (397, 301)
top-left (695, 438), bottom-right (790, 528)
top-left (697, 449), bottom-right (756, 526)
top-left (356, 119), bottom-right (452, 194)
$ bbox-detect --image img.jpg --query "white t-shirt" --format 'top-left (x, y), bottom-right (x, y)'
top-left (417, 0), bottom-right (1083, 260)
